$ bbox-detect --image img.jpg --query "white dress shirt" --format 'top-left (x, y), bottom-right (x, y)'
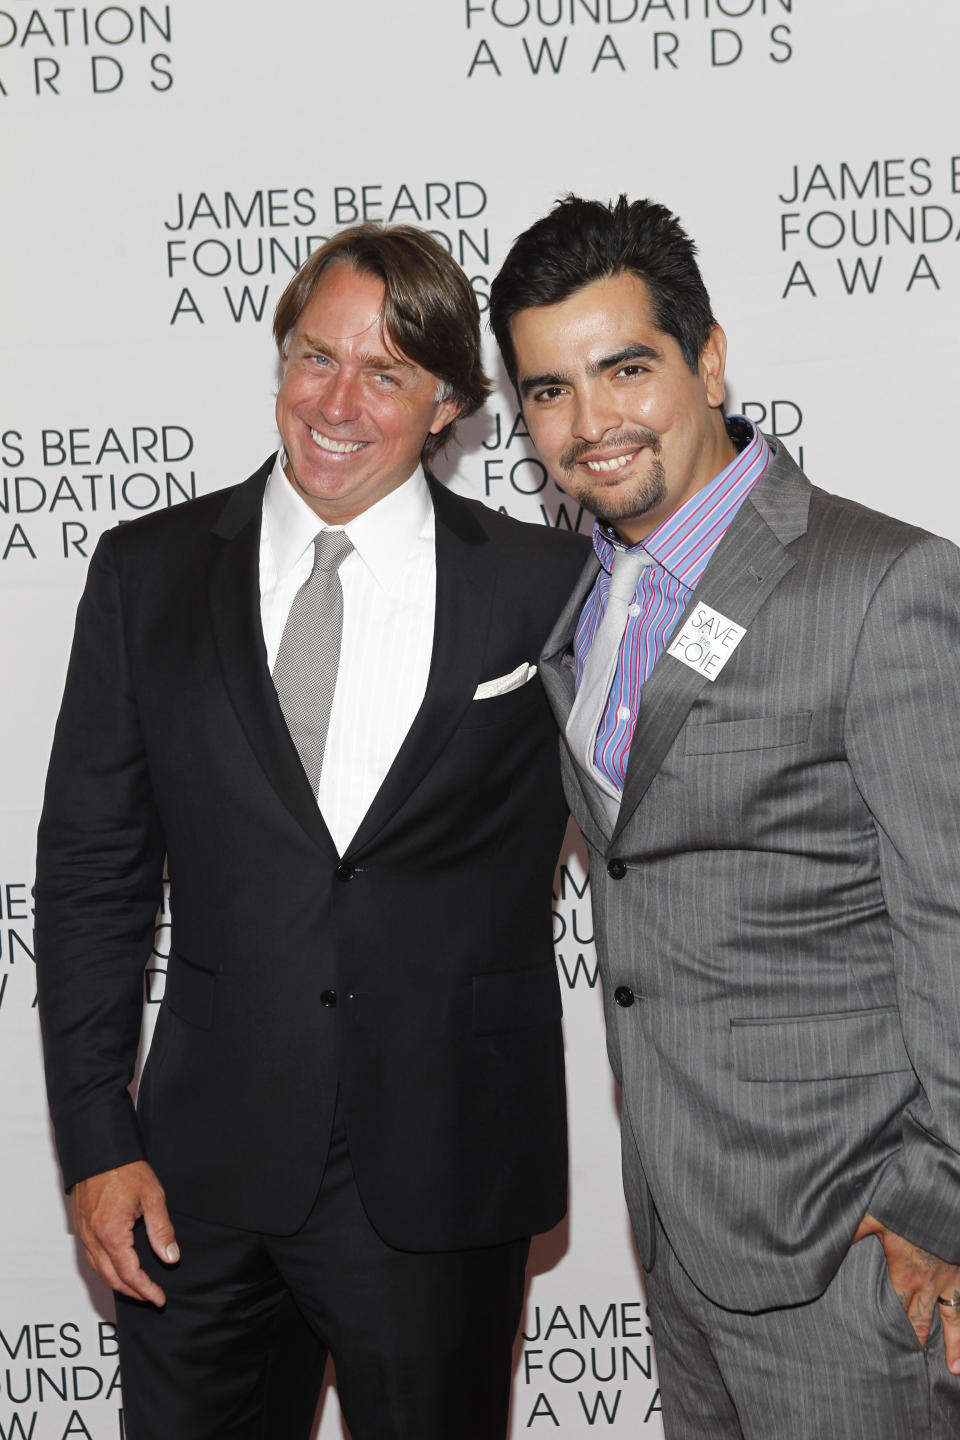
top-left (259, 455), bottom-right (436, 854)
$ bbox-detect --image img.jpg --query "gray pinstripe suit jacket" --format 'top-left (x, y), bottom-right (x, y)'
top-left (541, 436), bottom-right (960, 1312)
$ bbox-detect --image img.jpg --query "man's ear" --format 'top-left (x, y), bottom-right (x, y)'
top-left (699, 324), bottom-right (728, 409)
top-left (429, 396), bottom-right (463, 435)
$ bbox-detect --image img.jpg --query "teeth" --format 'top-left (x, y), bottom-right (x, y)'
top-left (310, 428), bottom-right (365, 454)
top-left (585, 453), bottom-right (632, 474)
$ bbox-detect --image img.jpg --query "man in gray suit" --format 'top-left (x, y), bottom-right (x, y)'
top-left (489, 195), bottom-right (960, 1436)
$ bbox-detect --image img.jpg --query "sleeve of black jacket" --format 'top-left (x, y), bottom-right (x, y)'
top-left (35, 527), bottom-right (167, 1191)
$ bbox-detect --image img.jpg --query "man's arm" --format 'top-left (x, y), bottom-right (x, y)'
top-left (36, 528), bottom-right (175, 1302)
top-left (844, 533), bottom-right (960, 1363)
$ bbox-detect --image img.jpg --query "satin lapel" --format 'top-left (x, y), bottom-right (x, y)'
top-left (539, 551), bottom-right (618, 840)
top-left (207, 461), bottom-right (339, 859)
top-left (348, 480), bottom-right (493, 855)
top-left (611, 449), bottom-right (810, 848)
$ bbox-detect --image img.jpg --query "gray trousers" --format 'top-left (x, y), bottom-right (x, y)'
top-left (644, 1212), bottom-right (960, 1439)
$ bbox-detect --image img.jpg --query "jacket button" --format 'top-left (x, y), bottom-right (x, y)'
top-left (607, 858), bottom-right (627, 879)
top-left (335, 862), bottom-right (355, 882)
top-left (614, 986), bottom-right (635, 1008)
top-left (320, 989), bottom-right (337, 1008)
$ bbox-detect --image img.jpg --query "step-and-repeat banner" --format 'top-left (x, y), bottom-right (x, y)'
top-left (2, 2), bottom-right (958, 1435)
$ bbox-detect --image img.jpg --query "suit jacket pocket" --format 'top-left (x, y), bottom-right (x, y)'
top-left (730, 1006), bottom-right (912, 1081)
top-left (459, 676), bottom-right (543, 730)
top-left (472, 964), bottom-right (563, 1034)
top-left (163, 950), bottom-right (218, 1030)
top-left (681, 711), bottom-right (812, 755)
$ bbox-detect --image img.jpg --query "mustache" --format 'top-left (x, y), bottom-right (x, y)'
top-left (559, 429), bottom-right (660, 473)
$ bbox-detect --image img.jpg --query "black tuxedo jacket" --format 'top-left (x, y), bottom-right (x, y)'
top-left (36, 458), bottom-right (589, 1247)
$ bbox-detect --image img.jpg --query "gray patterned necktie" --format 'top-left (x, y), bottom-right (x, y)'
top-left (272, 529), bottom-right (354, 796)
top-left (566, 545), bottom-right (654, 809)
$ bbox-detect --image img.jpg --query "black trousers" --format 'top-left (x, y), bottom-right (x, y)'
top-left (116, 1121), bottom-right (529, 1439)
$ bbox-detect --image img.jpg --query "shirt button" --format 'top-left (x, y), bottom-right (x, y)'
top-left (607, 859), bottom-right (627, 880)
top-left (614, 986), bottom-right (635, 1008)
top-left (335, 862), bottom-right (355, 882)
top-left (617, 705), bottom-right (631, 722)
top-left (320, 989), bottom-right (337, 1008)
top-left (627, 603), bottom-right (641, 616)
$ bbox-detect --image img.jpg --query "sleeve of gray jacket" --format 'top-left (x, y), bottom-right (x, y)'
top-left (844, 532), bottom-right (960, 1260)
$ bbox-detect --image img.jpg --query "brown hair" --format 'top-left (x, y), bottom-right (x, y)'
top-left (273, 224), bottom-right (491, 463)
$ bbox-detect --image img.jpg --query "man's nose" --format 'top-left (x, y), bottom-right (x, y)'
top-left (320, 369), bottom-right (363, 424)
top-left (572, 386), bottom-right (621, 444)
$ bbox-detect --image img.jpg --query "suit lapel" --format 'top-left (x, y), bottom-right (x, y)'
top-left (540, 551), bottom-right (619, 841)
top-left (540, 551), bottom-right (599, 722)
top-left (611, 442), bottom-right (811, 847)
top-left (207, 459), bottom-right (340, 859)
top-left (348, 479), bottom-right (494, 855)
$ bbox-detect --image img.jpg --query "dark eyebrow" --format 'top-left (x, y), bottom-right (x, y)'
top-left (518, 369), bottom-right (571, 400)
top-left (518, 342), bottom-right (662, 399)
top-left (589, 343), bottom-right (661, 375)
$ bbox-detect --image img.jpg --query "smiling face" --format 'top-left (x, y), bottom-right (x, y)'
top-left (510, 272), bottom-right (736, 545)
top-left (275, 262), bottom-right (461, 524)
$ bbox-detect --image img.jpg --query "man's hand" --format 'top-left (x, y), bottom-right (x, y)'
top-left (71, 1160), bottom-right (179, 1306)
top-left (853, 1212), bottom-right (960, 1372)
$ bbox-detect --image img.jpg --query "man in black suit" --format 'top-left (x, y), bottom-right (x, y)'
top-left (35, 224), bottom-right (587, 1439)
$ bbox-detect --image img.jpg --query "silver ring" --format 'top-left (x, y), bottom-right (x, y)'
top-left (937, 1295), bottom-right (960, 1309)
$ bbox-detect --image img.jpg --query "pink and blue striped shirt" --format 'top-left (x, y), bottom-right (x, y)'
top-left (573, 417), bottom-right (770, 793)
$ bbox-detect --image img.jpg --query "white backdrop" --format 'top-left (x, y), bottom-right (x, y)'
top-left (3, 2), bottom-right (959, 1434)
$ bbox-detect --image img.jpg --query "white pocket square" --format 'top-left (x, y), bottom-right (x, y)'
top-left (473, 662), bottom-right (537, 700)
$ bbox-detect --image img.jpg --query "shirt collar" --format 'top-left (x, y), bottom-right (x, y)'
top-left (592, 417), bottom-right (769, 583)
top-left (264, 453), bottom-right (433, 594)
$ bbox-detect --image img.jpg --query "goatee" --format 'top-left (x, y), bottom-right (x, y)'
top-left (561, 429), bottom-right (666, 528)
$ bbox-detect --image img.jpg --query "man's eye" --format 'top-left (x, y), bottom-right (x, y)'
top-left (618, 364), bottom-right (648, 378)
top-left (534, 386), bottom-right (564, 403)
top-left (309, 354), bottom-right (331, 367)
top-left (374, 373), bottom-right (398, 386)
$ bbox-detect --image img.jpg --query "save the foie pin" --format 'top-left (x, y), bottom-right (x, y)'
top-left (667, 603), bottom-right (746, 681)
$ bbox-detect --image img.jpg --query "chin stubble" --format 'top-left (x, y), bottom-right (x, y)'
top-left (560, 429), bottom-right (666, 527)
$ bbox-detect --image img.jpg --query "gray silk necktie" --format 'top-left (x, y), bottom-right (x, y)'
top-left (272, 529), bottom-right (354, 797)
top-left (566, 545), bottom-right (654, 811)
